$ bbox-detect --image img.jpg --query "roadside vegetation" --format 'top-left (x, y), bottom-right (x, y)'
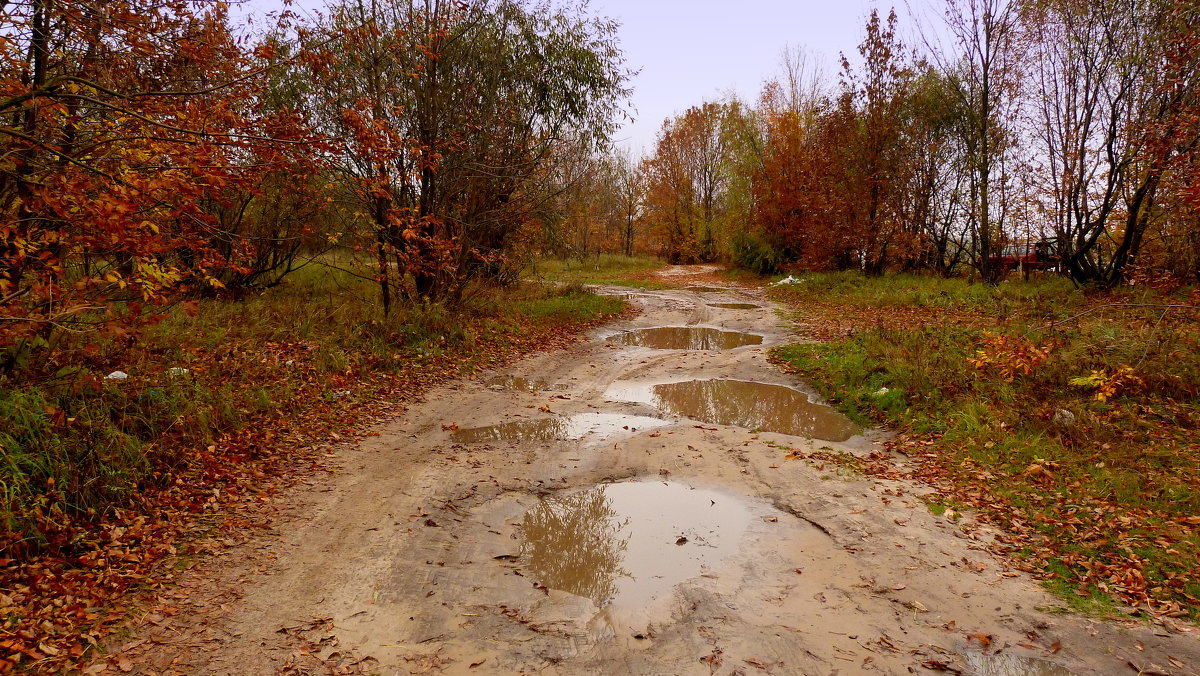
top-left (529, 255), bottom-right (667, 289)
top-left (770, 272), bottom-right (1200, 619)
top-left (0, 266), bottom-right (625, 671)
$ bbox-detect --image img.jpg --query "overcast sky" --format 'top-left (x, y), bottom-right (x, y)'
top-left (591, 0), bottom-right (897, 154)
top-left (235, 0), bottom-right (934, 155)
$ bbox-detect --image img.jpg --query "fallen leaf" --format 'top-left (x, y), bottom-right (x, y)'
top-left (967, 633), bottom-right (992, 648)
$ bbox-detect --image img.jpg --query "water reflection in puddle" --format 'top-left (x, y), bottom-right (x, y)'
top-left (607, 379), bottom-right (860, 442)
top-left (451, 413), bottom-right (669, 444)
top-left (485, 375), bottom-right (568, 392)
top-left (607, 327), bottom-right (763, 350)
top-left (708, 303), bottom-right (760, 310)
top-left (963, 651), bottom-right (1077, 675)
top-left (520, 481), bottom-right (762, 608)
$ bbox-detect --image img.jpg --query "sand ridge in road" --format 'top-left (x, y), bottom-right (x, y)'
top-left (107, 267), bottom-right (1200, 676)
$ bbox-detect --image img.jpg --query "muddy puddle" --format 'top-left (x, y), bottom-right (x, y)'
top-left (708, 303), bottom-right (760, 310)
top-left (682, 286), bottom-right (727, 293)
top-left (963, 650), bottom-right (1077, 675)
top-left (606, 327), bottom-right (763, 350)
top-left (451, 413), bottom-right (669, 444)
top-left (607, 379), bottom-right (860, 442)
top-left (484, 375), bottom-right (568, 392)
top-left (519, 480), bottom-right (768, 609)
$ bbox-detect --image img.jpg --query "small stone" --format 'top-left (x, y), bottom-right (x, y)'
top-left (1052, 409), bottom-right (1076, 427)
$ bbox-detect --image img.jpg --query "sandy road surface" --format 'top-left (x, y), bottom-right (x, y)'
top-left (116, 270), bottom-right (1200, 676)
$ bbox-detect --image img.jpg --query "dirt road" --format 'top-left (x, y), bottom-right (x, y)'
top-left (116, 269), bottom-right (1199, 675)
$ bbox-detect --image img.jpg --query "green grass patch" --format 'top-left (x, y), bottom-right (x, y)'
top-left (531, 254), bottom-right (666, 287)
top-left (512, 285), bottom-right (625, 321)
top-left (769, 270), bottom-right (1083, 317)
top-left (771, 271), bottom-right (1200, 618)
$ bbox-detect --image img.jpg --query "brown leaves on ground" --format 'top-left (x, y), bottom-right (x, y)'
top-left (881, 428), bottom-right (1200, 618)
top-left (771, 283), bottom-right (1200, 619)
top-left (0, 304), bottom-right (623, 674)
top-left (775, 293), bottom-right (986, 341)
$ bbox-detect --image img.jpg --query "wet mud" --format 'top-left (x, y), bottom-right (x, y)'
top-left (963, 649), bottom-right (1080, 675)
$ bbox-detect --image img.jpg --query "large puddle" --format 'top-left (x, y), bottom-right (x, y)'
top-left (606, 327), bottom-right (763, 350)
top-left (451, 413), bottom-right (669, 444)
top-left (606, 379), bottom-right (860, 442)
top-left (963, 650), bottom-right (1077, 675)
top-left (519, 480), bottom-right (763, 609)
top-left (485, 375), bottom-right (567, 392)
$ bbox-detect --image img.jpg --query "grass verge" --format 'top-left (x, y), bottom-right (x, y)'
top-left (530, 255), bottom-right (668, 288)
top-left (0, 267), bottom-right (626, 672)
top-left (769, 271), bottom-right (1200, 620)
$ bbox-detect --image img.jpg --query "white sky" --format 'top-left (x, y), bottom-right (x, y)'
top-left (233, 0), bottom-right (936, 155)
top-left (592, 0), bottom-right (898, 154)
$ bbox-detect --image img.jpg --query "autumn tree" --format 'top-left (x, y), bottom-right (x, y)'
top-left (1020, 0), bottom-right (1196, 286)
top-left (0, 0), bottom-right (310, 365)
top-left (612, 149), bottom-right (645, 257)
top-left (538, 147), bottom-right (625, 262)
top-left (745, 82), bottom-right (854, 271)
top-left (299, 0), bottom-right (629, 308)
top-left (642, 102), bottom-right (731, 263)
top-left (838, 9), bottom-right (915, 275)
top-left (901, 64), bottom-right (971, 275)
top-left (1158, 3), bottom-right (1200, 281)
top-left (929, 0), bottom-right (1023, 283)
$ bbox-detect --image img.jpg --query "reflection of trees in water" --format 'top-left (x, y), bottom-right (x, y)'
top-left (521, 486), bottom-right (631, 604)
top-left (609, 328), bottom-right (760, 350)
top-left (652, 380), bottom-right (856, 440)
top-left (452, 418), bottom-right (570, 443)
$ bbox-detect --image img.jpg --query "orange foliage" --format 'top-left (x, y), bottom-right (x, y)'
top-left (751, 83), bottom-right (856, 269)
top-left (0, 1), bottom-right (314, 353)
top-left (641, 103), bottom-right (728, 264)
top-left (967, 332), bottom-right (1054, 382)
